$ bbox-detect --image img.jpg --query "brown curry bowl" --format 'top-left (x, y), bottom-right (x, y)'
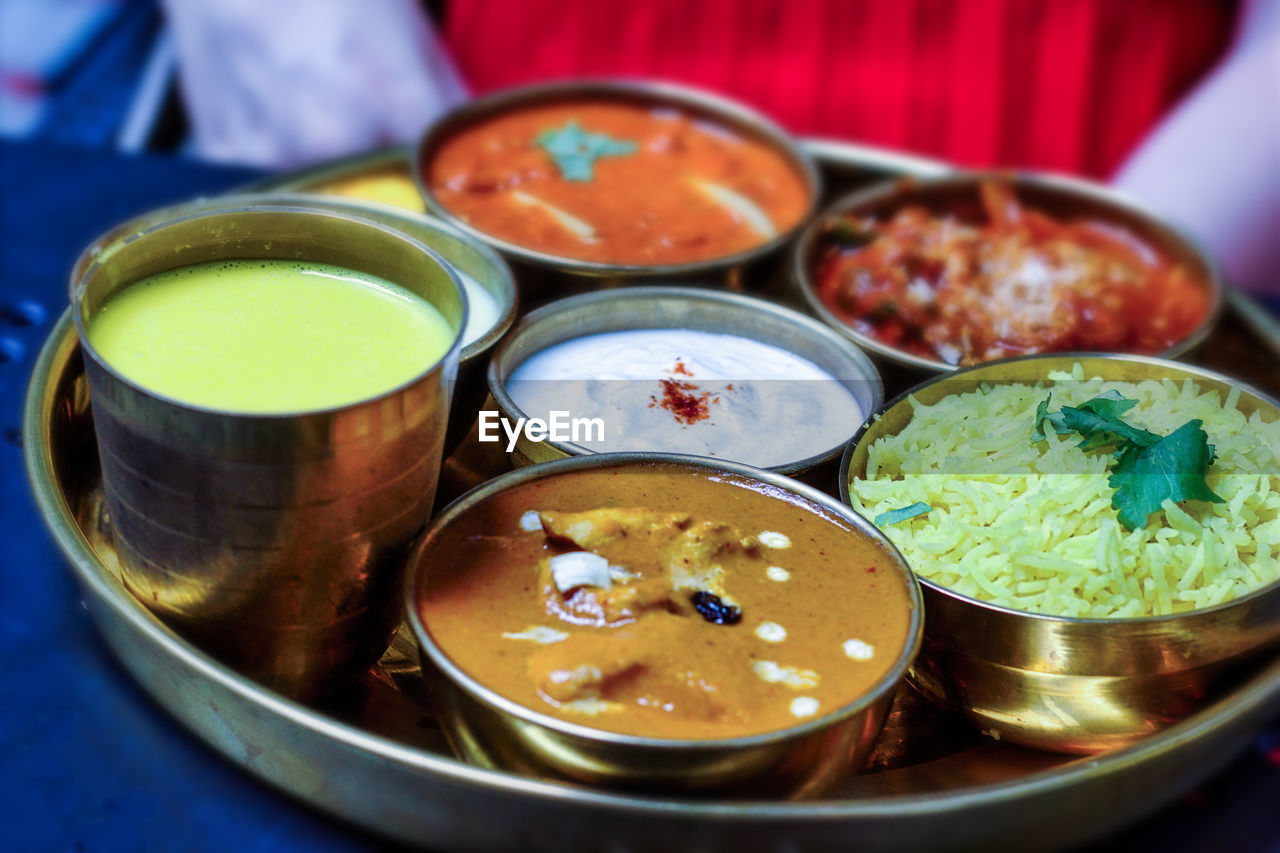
top-left (839, 353), bottom-right (1280, 753)
top-left (486, 286), bottom-right (882, 489)
top-left (793, 172), bottom-right (1225, 379)
top-left (414, 78), bottom-right (822, 296)
top-left (404, 453), bottom-right (923, 797)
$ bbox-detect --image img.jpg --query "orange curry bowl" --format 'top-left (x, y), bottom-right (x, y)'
top-left (404, 453), bottom-right (923, 797)
top-left (414, 79), bottom-right (821, 285)
top-left (792, 172), bottom-right (1224, 373)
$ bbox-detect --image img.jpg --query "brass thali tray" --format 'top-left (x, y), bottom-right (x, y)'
top-left (26, 140), bottom-right (1280, 851)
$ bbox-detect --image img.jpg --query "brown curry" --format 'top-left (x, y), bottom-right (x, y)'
top-left (427, 100), bottom-right (810, 265)
top-left (418, 466), bottom-right (915, 739)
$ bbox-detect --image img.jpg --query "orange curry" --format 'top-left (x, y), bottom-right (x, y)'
top-left (814, 182), bottom-right (1212, 365)
top-left (428, 100), bottom-right (810, 265)
top-left (418, 466), bottom-right (915, 739)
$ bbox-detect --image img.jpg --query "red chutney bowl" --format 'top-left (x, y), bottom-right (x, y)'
top-left (790, 172), bottom-right (1224, 374)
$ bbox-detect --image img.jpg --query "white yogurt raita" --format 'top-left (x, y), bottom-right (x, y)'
top-left (456, 270), bottom-right (501, 347)
top-left (506, 329), bottom-right (864, 467)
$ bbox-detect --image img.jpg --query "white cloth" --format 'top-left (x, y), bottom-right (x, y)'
top-left (161, 0), bottom-right (467, 168)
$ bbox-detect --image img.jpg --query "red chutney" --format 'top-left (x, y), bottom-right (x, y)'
top-left (814, 182), bottom-right (1212, 366)
top-left (428, 100), bottom-right (810, 265)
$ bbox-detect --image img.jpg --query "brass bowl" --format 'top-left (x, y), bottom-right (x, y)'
top-left (239, 145), bottom-right (423, 211)
top-left (414, 79), bottom-right (822, 291)
top-left (67, 198), bottom-right (467, 698)
top-left (486, 286), bottom-right (882, 484)
top-left (793, 172), bottom-right (1225, 374)
top-left (404, 453), bottom-right (924, 796)
top-left (221, 193), bottom-right (518, 452)
top-left (839, 353), bottom-right (1280, 752)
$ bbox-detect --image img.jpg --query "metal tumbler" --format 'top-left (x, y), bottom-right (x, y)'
top-left (70, 199), bottom-right (466, 698)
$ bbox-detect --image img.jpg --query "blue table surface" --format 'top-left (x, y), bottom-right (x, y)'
top-left (2, 138), bottom-right (1278, 852)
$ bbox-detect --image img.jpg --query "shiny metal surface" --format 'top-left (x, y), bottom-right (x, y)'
top-left (841, 353), bottom-right (1280, 752)
top-left (239, 145), bottom-right (415, 198)
top-left (403, 453), bottom-right (923, 796)
top-left (800, 138), bottom-right (950, 191)
top-left (1226, 287), bottom-right (1280, 361)
top-left (792, 172), bottom-right (1226, 373)
top-left (19, 136), bottom-right (1280, 850)
top-left (486, 286), bottom-right (882, 481)
top-left (23, 314), bottom-right (1280, 849)
top-left (413, 79), bottom-right (821, 291)
top-left (69, 199), bottom-right (466, 698)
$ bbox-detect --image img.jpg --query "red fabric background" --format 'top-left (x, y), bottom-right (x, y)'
top-left (443, 0), bottom-right (1234, 178)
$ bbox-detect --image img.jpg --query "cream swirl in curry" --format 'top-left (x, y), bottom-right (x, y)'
top-left (418, 466), bottom-right (915, 739)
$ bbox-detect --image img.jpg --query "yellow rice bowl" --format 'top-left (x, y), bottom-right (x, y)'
top-left (849, 364), bottom-right (1280, 618)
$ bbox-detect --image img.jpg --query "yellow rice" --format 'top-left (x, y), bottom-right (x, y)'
top-left (849, 364), bottom-right (1280, 618)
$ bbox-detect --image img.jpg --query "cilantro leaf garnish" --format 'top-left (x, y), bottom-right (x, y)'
top-left (1108, 419), bottom-right (1224, 531)
top-left (828, 218), bottom-right (874, 247)
top-left (1031, 394), bottom-right (1064, 443)
top-left (1066, 389), bottom-right (1138, 423)
top-left (1058, 392), bottom-right (1159, 451)
top-left (535, 121), bottom-right (637, 181)
top-left (1031, 393), bottom-right (1224, 531)
top-left (1031, 390), bottom-right (1154, 449)
top-left (874, 503), bottom-right (932, 527)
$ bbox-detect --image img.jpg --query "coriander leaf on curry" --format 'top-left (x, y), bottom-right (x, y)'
top-left (535, 120), bottom-right (637, 181)
top-left (428, 100), bottom-right (809, 264)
